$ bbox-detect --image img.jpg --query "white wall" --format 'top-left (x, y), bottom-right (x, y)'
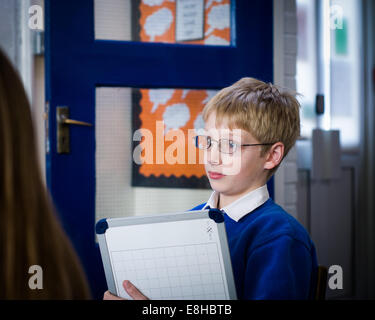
top-left (0, 0), bottom-right (33, 98)
top-left (0, 0), bottom-right (45, 176)
top-left (273, 0), bottom-right (300, 220)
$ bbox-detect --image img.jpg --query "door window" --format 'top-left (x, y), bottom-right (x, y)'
top-left (94, 0), bottom-right (232, 46)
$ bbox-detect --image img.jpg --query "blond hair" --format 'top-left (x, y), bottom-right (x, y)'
top-left (0, 49), bottom-right (91, 299)
top-left (202, 77), bottom-right (300, 176)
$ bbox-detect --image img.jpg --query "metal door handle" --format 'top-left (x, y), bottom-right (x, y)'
top-left (57, 106), bottom-right (93, 154)
top-left (58, 114), bottom-right (92, 127)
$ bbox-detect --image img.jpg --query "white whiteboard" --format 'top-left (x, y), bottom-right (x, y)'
top-left (97, 210), bottom-right (237, 300)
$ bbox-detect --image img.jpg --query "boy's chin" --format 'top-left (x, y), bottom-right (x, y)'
top-left (209, 179), bottom-right (231, 193)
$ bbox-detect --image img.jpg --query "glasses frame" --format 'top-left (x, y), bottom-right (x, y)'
top-left (193, 135), bottom-right (276, 154)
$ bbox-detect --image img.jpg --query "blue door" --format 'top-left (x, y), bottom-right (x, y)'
top-left (45, 0), bottom-right (273, 299)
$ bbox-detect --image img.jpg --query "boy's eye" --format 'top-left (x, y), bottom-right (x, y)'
top-left (228, 140), bottom-right (237, 150)
top-left (220, 139), bottom-right (237, 153)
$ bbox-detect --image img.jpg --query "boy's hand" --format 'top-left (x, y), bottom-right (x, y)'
top-left (103, 280), bottom-right (149, 300)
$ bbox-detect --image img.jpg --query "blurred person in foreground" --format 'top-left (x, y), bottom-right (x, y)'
top-left (0, 48), bottom-right (91, 299)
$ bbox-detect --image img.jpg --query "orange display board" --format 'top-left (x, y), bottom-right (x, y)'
top-left (132, 88), bottom-right (216, 188)
top-left (136, 0), bottom-right (231, 45)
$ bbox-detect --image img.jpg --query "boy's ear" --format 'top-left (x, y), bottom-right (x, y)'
top-left (263, 142), bottom-right (284, 170)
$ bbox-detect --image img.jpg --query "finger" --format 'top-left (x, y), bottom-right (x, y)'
top-left (103, 290), bottom-right (126, 300)
top-left (123, 280), bottom-right (149, 300)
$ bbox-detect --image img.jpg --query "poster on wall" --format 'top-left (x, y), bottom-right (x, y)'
top-left (131, 0), bottom-right (231, 45)
top-left (175, 0), bottom-right (205, 42)
top-left (132, 88), bottom-right (218, 188)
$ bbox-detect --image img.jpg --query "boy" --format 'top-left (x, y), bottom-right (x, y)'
top-left (190, 78), bottom-right (318, 299)
top-left (104, 77), bottom-right (318, 300)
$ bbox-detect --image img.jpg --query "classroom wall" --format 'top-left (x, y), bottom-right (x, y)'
top-left (273, 0), bottom-right (299, 220)
top-left (0, 0), bottom-right (44, 177)
top-left (0, 0), bottom-right (33, 99)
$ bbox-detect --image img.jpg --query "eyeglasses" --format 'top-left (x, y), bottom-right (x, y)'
top-left (193, 135), bottom-right (275, 154)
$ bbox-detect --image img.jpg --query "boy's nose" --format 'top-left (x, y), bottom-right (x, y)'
top-left (207, 142), bottom-right (222, 165)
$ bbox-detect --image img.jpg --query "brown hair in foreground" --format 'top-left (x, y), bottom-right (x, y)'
top-left (0, 49), bottom-right (91, 299)
top-left (202, 77), bottom-right (301, 177)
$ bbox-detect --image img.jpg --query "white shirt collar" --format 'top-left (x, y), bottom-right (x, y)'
top-left (203, 185), bottom-right (269, 222)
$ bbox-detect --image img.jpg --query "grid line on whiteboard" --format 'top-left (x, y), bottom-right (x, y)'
top-left (110, 242), bottom-right (227, 300)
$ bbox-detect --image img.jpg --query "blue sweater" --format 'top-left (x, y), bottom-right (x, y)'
top-left (191, 198), bottom-right (318, 300)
